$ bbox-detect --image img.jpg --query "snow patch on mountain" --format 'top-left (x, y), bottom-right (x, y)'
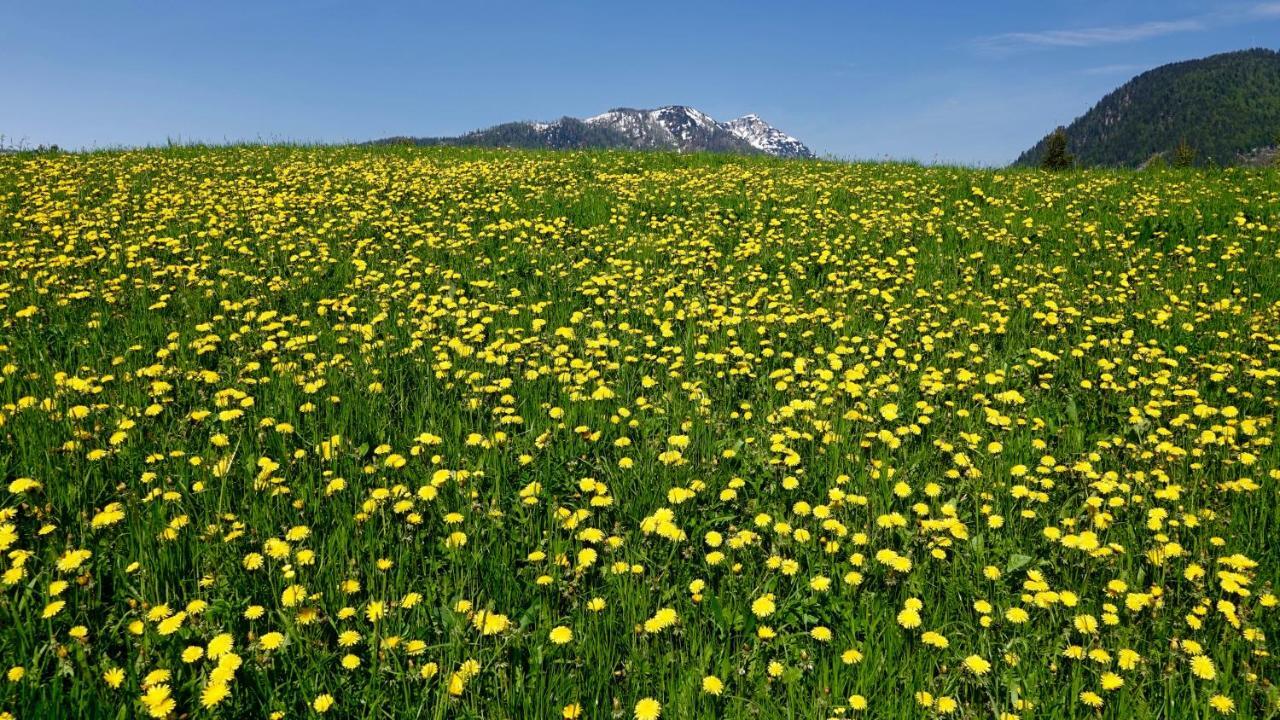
top-left (722, 114), bottom-right (814, 159)
top-left (585, 108), bottom-right (677, 149)
top-left (583, 106), bottom-right (812, 157)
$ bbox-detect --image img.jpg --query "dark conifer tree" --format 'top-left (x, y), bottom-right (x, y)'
top-left (1040, 128), bottom-right (1073, 170)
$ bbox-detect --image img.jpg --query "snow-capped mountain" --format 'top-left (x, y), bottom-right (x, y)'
top-left (721, 114), bottom-right (813, 159)
top-left (582, 106), bottom-right (768, 155)
top-left (372, 106), bottom-right (814, 159)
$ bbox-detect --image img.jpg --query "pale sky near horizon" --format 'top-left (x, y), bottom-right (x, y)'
top-left (3, 0), bottom-right (1278, 165)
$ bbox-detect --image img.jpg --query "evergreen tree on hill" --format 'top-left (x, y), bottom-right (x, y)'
top-left (1039, 128), bottom-right (1074, 170)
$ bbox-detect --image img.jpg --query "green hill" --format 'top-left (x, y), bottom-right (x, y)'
top-left (1016, 48), bottom-right (1280, 167)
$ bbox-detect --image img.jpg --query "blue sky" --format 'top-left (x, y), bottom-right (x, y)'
top-left (3, 0), bottom-right (1278, 164)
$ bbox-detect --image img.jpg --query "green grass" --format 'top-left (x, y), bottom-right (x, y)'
top-left (0, 146), bottom-right (1277, 719)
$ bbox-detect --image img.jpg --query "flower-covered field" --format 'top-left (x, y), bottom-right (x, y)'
top-left (0, 147), bottom-right (1277, 719)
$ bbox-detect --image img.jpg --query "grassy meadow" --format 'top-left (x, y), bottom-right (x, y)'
top-left (0, 146), bottom-right (1277, 719)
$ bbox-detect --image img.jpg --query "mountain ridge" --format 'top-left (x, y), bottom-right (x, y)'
top-left (372, 105), bottom-right (815, 159)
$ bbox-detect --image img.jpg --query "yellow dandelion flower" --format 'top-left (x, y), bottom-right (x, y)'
top-left (634, 697), bottom-right (661, 720)
top-left (549, 625), bottom-right (573, 644)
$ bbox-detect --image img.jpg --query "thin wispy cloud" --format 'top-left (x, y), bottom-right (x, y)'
top-left (975, 19), bottom-right (1201, 54)
top-left (974, 3), bottom-right (1280, 55)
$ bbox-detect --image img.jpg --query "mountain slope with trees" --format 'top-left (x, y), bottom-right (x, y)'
top-left (1016, 48), bottom-right (1280, 167)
